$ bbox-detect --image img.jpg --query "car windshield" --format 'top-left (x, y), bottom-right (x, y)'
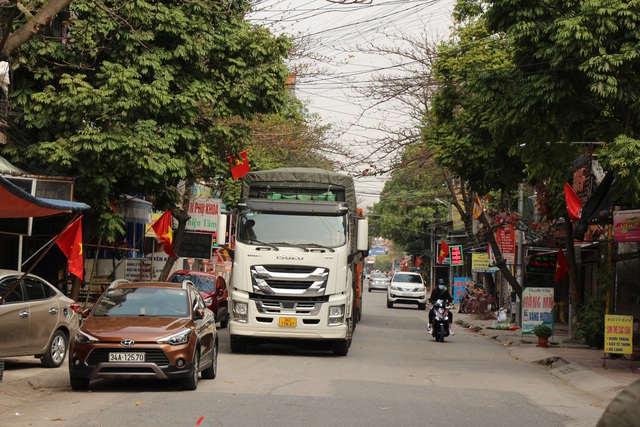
top-left (237, 210), bottom-right (347, 248)
top-left (371, 273), bottom-right (387, 279)
top-left (169, 274), bottom-right (215, 293)
top-left (393, 274), bottom-right (422, 284)
top-left (93, 287), bottom-right (189, 317)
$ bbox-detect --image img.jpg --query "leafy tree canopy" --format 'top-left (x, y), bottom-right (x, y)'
top-left (3, 0), bottom-right (293, 240)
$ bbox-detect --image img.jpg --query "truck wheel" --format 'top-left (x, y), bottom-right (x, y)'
top-left (418, 303), bottom-right (426, 311)
top-left (333, 339), bottom-right (349, 356)
top-left (230, 335), bottom-right (247, 353)
top-left (387, 300), bottom-right (393, 308)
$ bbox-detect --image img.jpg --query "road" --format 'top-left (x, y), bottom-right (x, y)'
top-left (1, 290), bottom-right (609, 426)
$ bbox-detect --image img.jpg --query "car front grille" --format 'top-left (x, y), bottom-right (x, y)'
top-left (86, 348), bottom-right (170, 366)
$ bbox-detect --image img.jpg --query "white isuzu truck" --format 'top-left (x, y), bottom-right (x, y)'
top-left (217, 168), bottom-right (368, 356)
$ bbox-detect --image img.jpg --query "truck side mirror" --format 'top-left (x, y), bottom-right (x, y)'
top-left (356, 219), bottom-right (368, 251)
top-left (216, 213), bottom-right (227, 246)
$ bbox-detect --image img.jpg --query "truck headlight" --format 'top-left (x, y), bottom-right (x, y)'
top-left (233, 301), bottom-right (248, 322)
top-left (328, 305), bottom-right (344, 326)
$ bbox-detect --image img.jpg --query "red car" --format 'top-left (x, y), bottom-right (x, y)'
top-left (168, 271), bottom-right (228, 328)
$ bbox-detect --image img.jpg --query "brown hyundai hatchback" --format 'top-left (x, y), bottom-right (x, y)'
top-left (69, 280), bottom-right (217, 391)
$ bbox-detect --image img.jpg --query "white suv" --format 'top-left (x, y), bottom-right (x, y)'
top-left (387, 272), bottom-right (427, 310)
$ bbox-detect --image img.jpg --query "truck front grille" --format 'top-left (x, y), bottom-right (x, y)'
top-left (250, 265), bottom-right (329, 297)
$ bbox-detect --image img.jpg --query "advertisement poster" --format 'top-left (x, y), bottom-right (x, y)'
top-left (453, 277), bottom-right (472, 304)
top-left (521, 287), bottom-right (554, 335)
top-left (613, 209), bottom-right (640, 242)
top-left (604, 315), bottom-right (633, 354)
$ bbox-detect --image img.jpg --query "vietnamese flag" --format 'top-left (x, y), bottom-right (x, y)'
top-left (563, 183), bottom-right (583, 222)
top-left (555, 249), bottom-right (568, 283)
top-left (437, 240), bottom-right (449, 264)
top-left (56, 216), bottom-right (84, 280)
top-left (151, 210), bottom-right (176, 258)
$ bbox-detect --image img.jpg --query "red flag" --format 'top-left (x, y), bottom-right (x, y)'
top-left (228, 150), bottom-right (250, 180)
top-left (437, 241), bottom-right (449, 264)
top-left (555, 249), bottom-right (568, 283)
top-left (563, 183), bottom-right (583, 222)
top-left (56, 216), bottom-right (84, 280)
top-left (151, 210), bottom-right (176, 258)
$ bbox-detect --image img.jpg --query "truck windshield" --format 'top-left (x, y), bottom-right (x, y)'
top-left (237, 211), bottom-right (347, 248)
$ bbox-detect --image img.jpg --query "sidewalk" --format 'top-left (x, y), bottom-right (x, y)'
top-left (455, 312), bottom-right (640, 402)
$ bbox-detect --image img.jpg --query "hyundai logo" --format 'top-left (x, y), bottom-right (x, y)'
top-left (276, 254), bottom-right (304, 260)
top-left (120, 339), bottom-right (135, 347)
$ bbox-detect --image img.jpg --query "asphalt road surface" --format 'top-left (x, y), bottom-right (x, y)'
top-left (1, 290), bottom-right (607, 426)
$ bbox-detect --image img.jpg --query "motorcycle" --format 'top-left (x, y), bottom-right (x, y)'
top-left (430, 299), bottom-right (451, 342)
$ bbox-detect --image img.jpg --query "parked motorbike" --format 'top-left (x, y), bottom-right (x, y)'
top-left (430, 299), bottom-right (451, 342)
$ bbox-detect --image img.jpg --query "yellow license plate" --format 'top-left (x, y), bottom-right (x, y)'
top-left (278, 317), bottom-right (297, 327)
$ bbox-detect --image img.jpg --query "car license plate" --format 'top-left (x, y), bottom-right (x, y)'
top-left (278, 317), bottom-right (297, 327)
top-left (108, 352), bottom-right (145, 362)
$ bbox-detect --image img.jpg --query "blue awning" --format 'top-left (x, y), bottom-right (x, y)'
top-left (0, 174), bottom-right (90, 218)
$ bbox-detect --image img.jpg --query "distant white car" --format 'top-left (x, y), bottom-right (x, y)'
top-left (0, 269), bottom-right (80, 367)
top-left (387, 272), bottom-right (427, 310)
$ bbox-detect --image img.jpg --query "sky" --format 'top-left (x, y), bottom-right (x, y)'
top-left (250, 0), bottom-right (456, 208)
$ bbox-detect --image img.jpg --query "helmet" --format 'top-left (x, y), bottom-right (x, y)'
top-left (438, 279), bottom-right (444, 284)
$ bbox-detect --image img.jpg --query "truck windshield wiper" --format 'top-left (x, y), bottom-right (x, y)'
top-left (269, 242), bottom-right (310, 252)
top-left (299, 243), bottom-right (335, 253)
top-left (249, 239), bottom-right (280, 250)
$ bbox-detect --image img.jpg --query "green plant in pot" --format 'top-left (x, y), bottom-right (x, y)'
top-left (533, 324), bottom-right (553, 338)
top-left (575, 286), bottom-right (606, 349)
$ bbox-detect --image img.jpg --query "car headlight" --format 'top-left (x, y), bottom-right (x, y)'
top-left (75, 329), bottom-right (99, 344)
top-left (157, 329), bottom-right (192, 346)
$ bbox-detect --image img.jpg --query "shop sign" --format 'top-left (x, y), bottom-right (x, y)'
top-left (471, 252), bottom-right (492, 273)
top-left (604, 315), bottom-right (633, 354)
top-left (521, 287), bottom-right (554, 335)
top-left (495, 223), bottom-right (516, 264)
top-left (613, 209), bottom-right (640, 242)
top-left (449, 245), bottom-right (464, 266)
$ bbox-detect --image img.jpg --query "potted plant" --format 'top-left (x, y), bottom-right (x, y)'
top-left (533, 324), bottom-right (553, 348)
top-left (575, 286), bottom-right (606, 349)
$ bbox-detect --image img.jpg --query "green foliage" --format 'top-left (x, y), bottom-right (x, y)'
top-left (369, 151), bottom-right (447, 255)
top-left (575, 285), bottom-right (606, 348)
top-left (374, 255), bottom-right (393, 272)
top-left (4, 0), bottom-right (292, 241)
top-left (599, 135), bottom-right (640, 206)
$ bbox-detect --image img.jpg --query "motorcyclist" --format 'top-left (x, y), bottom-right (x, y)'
top-left (427, 279), bottom-right (454, 335)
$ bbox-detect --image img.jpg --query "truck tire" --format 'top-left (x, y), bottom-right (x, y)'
top-left (387, 300), bottom-right (393, 308)
top-left (230, 335), bottom-right (247, 353)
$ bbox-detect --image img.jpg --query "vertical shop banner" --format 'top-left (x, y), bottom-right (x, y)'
top-left (450, 245), bottom-right (464, 266)
top-left (613, 209), bottom-right (640, 242)
top-left (604, 315), bottom-right (633, 354)
top-left (453, 277), bottom-right (472, 304)
top-left (521, 287), bottom-right (554, 335)
top-left (495, 223), bottom-right (516, 264)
